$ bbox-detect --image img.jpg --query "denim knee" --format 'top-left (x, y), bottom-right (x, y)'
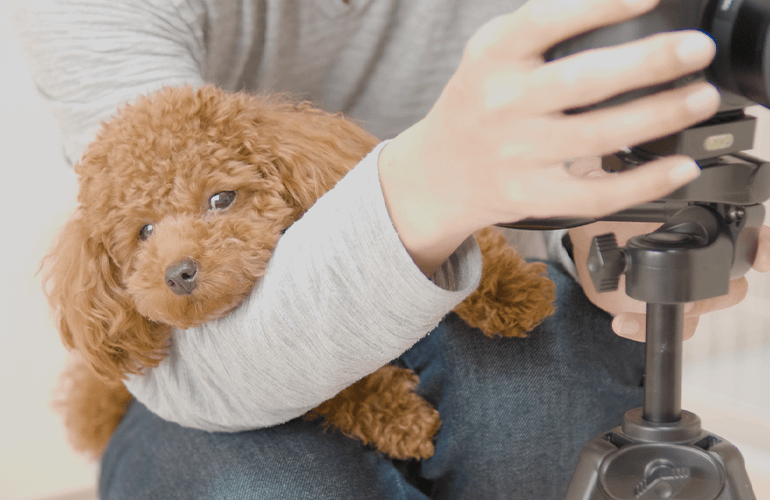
top-left (99, 401), bottom-right (408, 500)
top-left (399, 262), bottom-right (645, 500)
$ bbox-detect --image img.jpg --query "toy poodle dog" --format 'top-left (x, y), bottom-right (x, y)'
top-left (44, 85), bottom-right (555, 461)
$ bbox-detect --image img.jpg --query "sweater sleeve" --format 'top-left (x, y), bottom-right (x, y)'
top-left (124, 142), bottom-right (483, 431)
top-left (14, 0), bottom-right (207, 165)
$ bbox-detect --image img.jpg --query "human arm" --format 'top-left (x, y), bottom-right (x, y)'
top-left (14, 0), bottom-right (208, 165)
top-left (124, 143), bottom-right (483, 430)
top-left (14, 0), bottom-right (479, 431)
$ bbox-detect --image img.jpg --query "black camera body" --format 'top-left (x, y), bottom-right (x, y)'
top-left (547, 0), bottom-right (770, 111)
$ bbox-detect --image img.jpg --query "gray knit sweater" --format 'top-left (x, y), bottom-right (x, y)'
top-left (16, 0), bottom-right (574, 430)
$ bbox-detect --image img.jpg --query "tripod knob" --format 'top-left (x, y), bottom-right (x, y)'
top-left (588, 233), bottom-right (627, 292)
top-left (635, 460), bottom-right (691, 499)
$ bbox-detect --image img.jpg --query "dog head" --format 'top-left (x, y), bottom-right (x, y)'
top-left (44, 85), bottom-right (378, 380)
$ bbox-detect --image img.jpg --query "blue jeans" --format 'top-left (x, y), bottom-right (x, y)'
top-left (100, 263), bottom-right (645, 499)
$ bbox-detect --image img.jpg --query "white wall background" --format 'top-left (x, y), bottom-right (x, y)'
top-left (0, 0), bottom-right (768, 498)
top-left (0, 1), bottom-right (97, 499)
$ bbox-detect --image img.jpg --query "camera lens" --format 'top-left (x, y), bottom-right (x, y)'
top-left (705, 0), bottom-right (770, 107)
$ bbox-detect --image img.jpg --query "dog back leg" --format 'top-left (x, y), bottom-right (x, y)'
top-left (55, 354), bottom-right (132, 460)
top-left (454, 227), bottom-right (556, 338)
top-left (306, 365), bottom-right (441, 460)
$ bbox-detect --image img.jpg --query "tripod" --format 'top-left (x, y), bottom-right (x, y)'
top-left (564, 199), bottom-right (763, 500)
top-left (568, 112), bottom-right (770, 499)
top-left (504, 108), bottom-right (769, 499)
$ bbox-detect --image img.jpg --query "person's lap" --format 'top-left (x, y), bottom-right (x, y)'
top-left (403, 263), bottom-right (646, 499)
top-left (99, 399), bottom-right (424, 500)
top-left (99, 263), bottom-right (645, 500)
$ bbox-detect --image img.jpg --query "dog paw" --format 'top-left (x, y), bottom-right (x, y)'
top-left (455, 227), bottom-right (556, 338)
top-left (308, 365), bottom-right (441, 460)
top-left (374, 390), bottom-right (441, 460)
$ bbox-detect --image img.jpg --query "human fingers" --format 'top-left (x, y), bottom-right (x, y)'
top-left (522, 82), bottom-right (720, 163)
top-left (490, 31), bottom-right (717, 113)
top-left (611, 277), bottom-right (748, 342)
top-left (521, 155), bottom-right (700, 219)
top-left (682, 277), bottom-right (749, 318)
top-left (468, 0), bottom-right (660, 61)
top-left (612, 313), bottom-right (700, 341)
top-left (752, 225), bottom-right (770, 273)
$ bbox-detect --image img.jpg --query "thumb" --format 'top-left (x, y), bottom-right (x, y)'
top-left (612, 312), bottom-right (699, 341)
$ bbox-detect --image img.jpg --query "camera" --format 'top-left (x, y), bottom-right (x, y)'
top-left (546, 0), bottom-right (770, 111)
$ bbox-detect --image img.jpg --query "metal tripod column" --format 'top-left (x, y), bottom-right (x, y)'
top-left (644, 303), bottom-right (683, 423)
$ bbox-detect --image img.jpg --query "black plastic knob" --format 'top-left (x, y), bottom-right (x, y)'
top-left (588, 233), bottom-right (627, 293)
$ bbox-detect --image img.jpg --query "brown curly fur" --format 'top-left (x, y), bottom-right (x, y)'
top-left (457, 227), bottom-right (556, 339)
top-left (43, 84), bottom-right (555, 461)
top-left (307, 365), bottom-right (442, 460)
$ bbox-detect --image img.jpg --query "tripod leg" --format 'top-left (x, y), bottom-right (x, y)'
top-left (564, 436), bottom-right (617, 500)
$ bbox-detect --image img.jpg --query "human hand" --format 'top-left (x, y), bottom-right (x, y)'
top-left (567, 158), bottom-right (770, 341)
top-left (379, 0), bottom-right (720, 276)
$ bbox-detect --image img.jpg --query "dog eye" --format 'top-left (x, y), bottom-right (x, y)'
top-left (210, 191), bottom-right (236, 210)
top-left (139, 224), bottom-right (154, 241)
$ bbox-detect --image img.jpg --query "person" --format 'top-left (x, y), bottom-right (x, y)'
top-left (15, 0), bottom-right (770, 498)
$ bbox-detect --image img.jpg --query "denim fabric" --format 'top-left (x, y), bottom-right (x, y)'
top-left (99, 263), bottom-right (645, 499)
top-left (99, 400), bottom-right (425, 500)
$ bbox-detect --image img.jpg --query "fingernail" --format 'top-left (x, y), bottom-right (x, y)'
top-left (616, 318), bottom-right (640, 337)
top-left (669, 160), bottom-right (701, 183)
top-left (586, 170), bottom-right (607, 179)
top-left (757, 253), bottom-right (770, 272)
top-left (677, 33), bottom-right (716, 64)
top-left (686, 85), bottom-right (721, 114)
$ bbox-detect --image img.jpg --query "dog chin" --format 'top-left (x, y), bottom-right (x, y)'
top-left (132, 290), bottom-right (246, 330)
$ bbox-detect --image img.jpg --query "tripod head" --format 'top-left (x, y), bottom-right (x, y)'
top-left (500, 107), bottom-right (770, 294)
top-left (586, 107), bottom-right (770, 300)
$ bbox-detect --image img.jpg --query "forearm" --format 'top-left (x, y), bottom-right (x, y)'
top-left (125, 142), bottom-right (483, 431)
top-left (378, 119), bottom-right (486, 276)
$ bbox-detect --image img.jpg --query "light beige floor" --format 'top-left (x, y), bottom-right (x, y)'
top-left (1, 1), bottom-right (768, 499)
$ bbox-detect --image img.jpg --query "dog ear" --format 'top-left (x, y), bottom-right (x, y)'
top-left (254, 101), bottom-right (381, 215)
top-left (43, 212), bottom-right (169, 382)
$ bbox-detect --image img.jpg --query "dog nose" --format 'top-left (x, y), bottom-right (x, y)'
top-left (165, 259), bottom-right (199, 295)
